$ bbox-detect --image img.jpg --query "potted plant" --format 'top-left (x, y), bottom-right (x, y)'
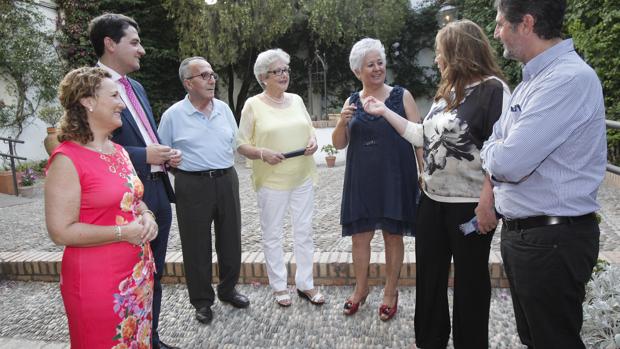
top-left (18, 168), bottom-right (37, 197)
top-left (321, 144), bottom-right (338, 168)
top-left (39, 105), bottom-right (63, 155)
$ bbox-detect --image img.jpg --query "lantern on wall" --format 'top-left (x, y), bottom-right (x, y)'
top-left (437, 1), bottom-right (458, 27)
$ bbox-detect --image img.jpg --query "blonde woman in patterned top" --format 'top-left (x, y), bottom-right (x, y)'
top-left (363, 20), bottom-right (510, 348)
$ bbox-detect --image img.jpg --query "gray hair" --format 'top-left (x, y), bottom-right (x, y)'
top-left (254, 49), bottom-right (290, 89)
top-left (178, 56), bottom-right (207, 84)
top-left (348, 38), bottom-right (386, 74)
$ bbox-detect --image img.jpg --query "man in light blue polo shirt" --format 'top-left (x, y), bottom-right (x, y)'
top-left (158, 57), bottom-right (249, 325)
top-left (481, 1), bottom-right (606, 348)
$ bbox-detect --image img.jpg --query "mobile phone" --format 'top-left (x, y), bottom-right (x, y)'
top-left (459, 212), bottom-right (502, 235)
top-left (283, 148), bottom-right (306, 158)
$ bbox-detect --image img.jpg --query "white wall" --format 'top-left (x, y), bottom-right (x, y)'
top-left (314, 127), bottom-right (347, 165)
top-left (414, 47), bottom-right (436, 117)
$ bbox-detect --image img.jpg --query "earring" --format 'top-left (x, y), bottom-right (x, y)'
top-left (88, 108), bottom-right (93, 112)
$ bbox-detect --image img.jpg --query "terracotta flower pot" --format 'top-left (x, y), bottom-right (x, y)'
top-left (325, 156), bottom-right (336, 168)
top-left (18, 185), bottom-right (36, 198)
top-left (44, 127), bottom-right (60, 156)
top-left (0, 171), bottom-right (17, 195)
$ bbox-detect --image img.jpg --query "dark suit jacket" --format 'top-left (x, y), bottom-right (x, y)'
top-left (112, 77), bottom-right (176, 203)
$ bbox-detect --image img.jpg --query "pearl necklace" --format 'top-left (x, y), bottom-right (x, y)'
top-left (263, 92), bottom-right (286, 105)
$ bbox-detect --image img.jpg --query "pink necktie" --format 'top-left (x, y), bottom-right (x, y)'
top-left (119, 77), bottom-right (159, 144)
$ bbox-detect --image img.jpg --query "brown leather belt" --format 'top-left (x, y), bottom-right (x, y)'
top-left (502, 213), bottom-right (596, 231)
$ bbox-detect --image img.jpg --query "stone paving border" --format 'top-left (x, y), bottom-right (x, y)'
top-left (2, 250), bottom-right (619, 287)
top-left (605, 171), bottom-right (620, 188)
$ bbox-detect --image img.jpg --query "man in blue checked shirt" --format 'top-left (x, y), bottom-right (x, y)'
top-left (480, 0), bottom-right (607, 348)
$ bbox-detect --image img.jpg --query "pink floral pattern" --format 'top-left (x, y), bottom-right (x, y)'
top-left (107, 146), bottom-right (155, 349)
top-left (112, 244), bottom-right (155, 348)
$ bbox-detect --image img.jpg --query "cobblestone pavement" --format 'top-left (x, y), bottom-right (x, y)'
top-left (0, 162), bottom-right (618, 348)
top-left (0, 281), bottom-right (523, 348)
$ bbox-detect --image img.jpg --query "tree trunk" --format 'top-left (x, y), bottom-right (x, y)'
top-left (232, 50), bottom-right (258, 124)
top-left (226, 64), bottom-right (235, 116)
top-left (234, 75), bottom-right (254, 125)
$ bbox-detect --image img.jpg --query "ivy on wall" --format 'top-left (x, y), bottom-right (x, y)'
top-left (55, 0), bottom-right (184, 120)
top-left (55, 0), bottom-right (99, 68)
top-left (566, 0), bottom-right (619, 164)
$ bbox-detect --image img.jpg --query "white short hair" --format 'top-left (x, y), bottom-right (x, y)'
top-left (178, 56), bottom-right (207, 83)
top-left (349, 38), bottom-right (386, 74)
top-left (254, 48), bottom-right (290, 89)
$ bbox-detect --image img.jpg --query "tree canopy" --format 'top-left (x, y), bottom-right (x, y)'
top-left (164, 0), bottom-right (413, 121)
top-left (456, 0), bottom-right (521, 87)
top-left (0, 0), bottom-right (64, 136)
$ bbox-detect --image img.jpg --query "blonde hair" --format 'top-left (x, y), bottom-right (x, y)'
top-left (434, 19), bottom-right (506, 111)
top-left (57, 67), bottom-right (111, 144)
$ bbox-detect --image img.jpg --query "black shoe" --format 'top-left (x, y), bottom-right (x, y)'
top-left (195, 306), bottom-right (213, 324)
top-left (153, 339), bottom-right (181, 349)
top-left (218, 290), bottom-right (250, 308)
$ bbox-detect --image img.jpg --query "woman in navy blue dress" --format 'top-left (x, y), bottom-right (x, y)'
top-left (332, 38), bottom-right (422, 321)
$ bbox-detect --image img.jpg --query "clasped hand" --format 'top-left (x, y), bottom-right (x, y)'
top-left (474, 204), bottom-right (498, 234)
top-left (262, 137), bottom-right (317, 165)
top-left (146, 144), bottom-right (182, 167)
top-left (340, 104), bottom-right (357, 124)
top-left (122, 215), bottom-right (158, 245)
top-left (361, 96), bottom-right (387, 116)
top-left (304, 137), bottom-right (318, 156)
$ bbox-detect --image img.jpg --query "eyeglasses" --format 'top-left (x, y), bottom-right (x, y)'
top-left (186, 71), bottom-right (219, 81)
top-left (267, 68), bottom-right (290, 76)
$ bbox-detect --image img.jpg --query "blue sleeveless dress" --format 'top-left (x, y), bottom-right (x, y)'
top-left (341, 86), bottom-right (419, 236)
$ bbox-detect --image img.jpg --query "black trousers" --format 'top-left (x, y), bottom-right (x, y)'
top-left (501, 216), bottom-right (599, 349)
top-left (141, 176), bottom-right (172, 344)
top-left (414, 194), bottom-right (494, 349)
top-left (174, 168), bottom-right (242, 309)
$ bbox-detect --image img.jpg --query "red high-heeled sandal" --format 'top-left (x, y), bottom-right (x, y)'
top-left (379, 290), bottom-right (398, 321)
top-left (343, 293), bottom-right (368, 316)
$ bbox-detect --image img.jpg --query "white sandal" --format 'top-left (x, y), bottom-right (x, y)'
top-left (297, 288), bottom-right (325, 305)
top-left (274, 291), bottom-right (291, 307)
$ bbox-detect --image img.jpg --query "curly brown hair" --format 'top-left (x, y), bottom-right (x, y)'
top-left (434, 20), bottom-right (506, 111)
top-left (57, 67), bottom-right (111, 144)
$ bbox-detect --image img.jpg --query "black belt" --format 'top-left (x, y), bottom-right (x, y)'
top-left (145, 172), bottom-right (166, 180)
top-left (502, 213), bottom-right (596, 231)
top-left (177, 168), bottom-right (230, 178)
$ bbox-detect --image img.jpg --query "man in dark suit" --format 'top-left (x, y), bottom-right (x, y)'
top-left (88, 13), bottom-right (181, 349)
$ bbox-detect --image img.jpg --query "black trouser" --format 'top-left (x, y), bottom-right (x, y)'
top-left (174, 168), bottom-right (242, 309)
top-left (414, 194), bottom-right (494, 349)
top-left (141, 175), bottom-right (172, 344)
top-left (501, 217), bottom-right (599, 349)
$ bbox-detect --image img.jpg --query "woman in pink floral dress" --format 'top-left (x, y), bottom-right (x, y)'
top-left (45, 67), bottom-right (158, 348)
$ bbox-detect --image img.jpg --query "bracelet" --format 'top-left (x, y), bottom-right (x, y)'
top-left (142, 209), bottom-right (156, 220)
top-left (259, 149), bottom-right (264, 161)
top-left (115, 225), bottom-right (122, 241)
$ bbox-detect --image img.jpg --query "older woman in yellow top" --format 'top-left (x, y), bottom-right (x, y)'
top-left (237, 48), bottom-right (323, 307)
